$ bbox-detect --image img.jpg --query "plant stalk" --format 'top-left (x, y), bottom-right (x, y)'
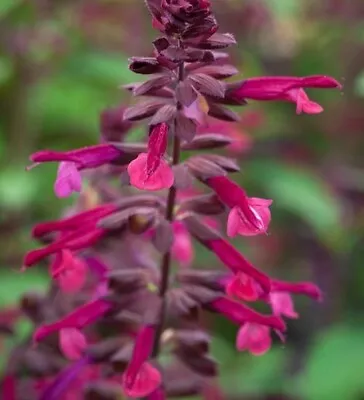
top-left (152, 59), bottom-right (184, 357)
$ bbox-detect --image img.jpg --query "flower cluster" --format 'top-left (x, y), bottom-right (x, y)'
top-left (2, 0), bottom-right (341, 399)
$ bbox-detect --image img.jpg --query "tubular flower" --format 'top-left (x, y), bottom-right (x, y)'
top-left (29, 144), bottom-right (122, 197)
top-left (33, 299), bottom-right (111, 343)
top-left (206, 176), bottom-right (272, 237)
top-left (203, 237), bottom-right (271, 294)
top-left (7, 0), bottom-right (340, 398)
top-left (209, 297), bottom-right (286, 332)
top-left (230, 75), bottom-right (342, 114)
top-left (122, 325), bottom-right (161, 398)
top-left (128, 123), bottom-right (174, 191)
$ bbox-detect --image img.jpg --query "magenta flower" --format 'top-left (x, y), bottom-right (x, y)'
top-left (236, 323), bottom-right (272, 356)
top-left (269, 292), bottom-right (298, 319)
top-left (210, 297), bottom-right (286, 332)
top-left (271, 279), bottom-right (322, 301)
top-left (206, 176), bottom-right (272, 237)
top-left (33, 299), bottom-right (111, 343)
top-left (225, 272), bottom-right (262, 302)
top-left (227, 197), bottom-right (272, 237)
top-left (51, 250), bottom-right (87, 293)
top-left (24, 226), bottom-right (105, 268)
top-left (128, 123), bottom-right (174, 191)
top-left (230, 75), bottom-right (342, 114)
top-left (29, 144), bottom-right (122, 197)
top-left (204, 238), bottom-right (271, 294)
top-left (171, 221), bottom-right (194, 267)
top-left (122, 325), bottom-right (161, 398)
top-left (32, 204), bottom-right (116, 238)
top-left (59, 328), bottom-right (87, 361)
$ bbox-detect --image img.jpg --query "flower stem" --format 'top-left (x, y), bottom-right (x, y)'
top-left (152, 59), bottom-right (184, 357)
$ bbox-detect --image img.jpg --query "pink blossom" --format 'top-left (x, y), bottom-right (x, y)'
top-left (33, 299), bottom-right (111, 343)
top-left (128, 123), bottom-right (174, 191)
top-left (54, 162), bottom-right (82, 198)
top-left (236, 323), bottom-right (271, 356)
top-left (206, 176), bottom-right (271, 236)
top-left (122, 325), bottom-right (161, 398)
top-left (226, 272), bottom-right (261, 302)
top-left (270, 292), bottom-right (298, 319)
top-left (32, 204), bottom-right (116, 238)
top-left (204, 238), bottom-right (271, 294)
top-left (122, 362), bottom-right (161, 398)
top-left (171, 221), bottom-right (194, 267)
top-left (59, 328), bottom-right (87, 361)
top-left (24, 227), bottom-right (105, 268)
top-left (227, 197), bottom-right (272, 237)
top-left (29, 144), bottom-right (122, 198)
top-left (231, 75), bottom-right (342, 114)
top-left (210, 297), bottom-right (286, 332)
top-left (271, 279), bottom-right (322, 301)
top-left (51, 250), bottom-right (87, 293)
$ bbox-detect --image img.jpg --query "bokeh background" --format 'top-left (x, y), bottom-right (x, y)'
top-left (1, 1), bottom-right (364, 399)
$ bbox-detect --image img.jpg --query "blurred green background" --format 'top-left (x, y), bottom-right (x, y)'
top-left (1, 0), bottom-right (364, 399)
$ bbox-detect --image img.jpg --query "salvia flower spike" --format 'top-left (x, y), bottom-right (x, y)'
top-left (10, 1), bottom-right (341, 399)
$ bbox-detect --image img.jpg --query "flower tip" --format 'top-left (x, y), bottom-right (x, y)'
top-left (269, 316), bottom-right (286, 332)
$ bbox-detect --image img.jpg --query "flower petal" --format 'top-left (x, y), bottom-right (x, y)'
top-left (128, 153), bottom-right (174, 191)
top-left (236, 323), bottom-right (271, 356)
top-left (59, 328), bottom-right (87, 360)
top-left (54, 162), bottom-right (82, 198)
top-left (122, 362), bottom-right (161, 398)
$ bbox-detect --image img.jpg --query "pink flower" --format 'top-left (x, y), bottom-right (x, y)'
top-left (59, 328), bottom-right (87, 361)
top-left (236, 323), bottom-right (271, 356)
top-left (206, 176), bottom-right (271, 236)
top-left (204, 238), bottom-right (271, 294)
top-left (33, 299), bottom-right (111, 343)
top-left (123, 363), bottom-right (161, 399)
top-left (51, 250), bottom-right (87, 293)
top-left (209, 297), bottom-right (286, 332)
top-left (29, 144), bottom-right (122, 198)
top-left (122, 325), bottom-right (161, 398)
top-left (171, 221), bottom-right (194, 267)
top-left (271, 279), bottom-right (322, 301)
top-left (54, 162), bottom-right (82, 198)
top-left (270, 292), bottom-right (298, 319)
top-left (128, 123), bottom-right (174, 191)
top-left (227, 197), bottom-right (272, 237)
top-left (24, 227), bottom-right (105, 268)
top-left (230, 75), bottom-right (342, 115)
top-left (226, 272), bottom-right (261, 302)
top-left (32, 204), bottom-right (116, 238)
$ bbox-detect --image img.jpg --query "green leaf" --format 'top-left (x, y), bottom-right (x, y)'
top-left (246, 159), bottom-right (342, 248)
top-left (288, 325), bottom-right (364, 400)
